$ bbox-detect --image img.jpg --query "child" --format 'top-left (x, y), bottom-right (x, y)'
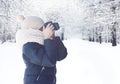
top-left (16, 15), bottom-right (67, 84)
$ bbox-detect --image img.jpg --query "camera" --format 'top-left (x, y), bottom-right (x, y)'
top-left (44, 21), bottom-right (60, 30)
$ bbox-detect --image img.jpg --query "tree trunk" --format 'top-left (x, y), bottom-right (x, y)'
top-left (111, 25), bottom-right (117, 46)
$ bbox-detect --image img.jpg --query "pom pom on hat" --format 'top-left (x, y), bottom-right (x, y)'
top-left (17, 15), bottom-right (25, 23)
top-left (17, 15), bottom-right (44, 30)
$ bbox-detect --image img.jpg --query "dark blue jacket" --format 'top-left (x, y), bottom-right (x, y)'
top-left (22, 37), bottom-right (67, 84)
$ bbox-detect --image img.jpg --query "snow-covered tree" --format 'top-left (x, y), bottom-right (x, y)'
top-left (79, 0), bottom-right (120, 46)
top-left (1, 0), bottom-right (120, 46)
top-left (0, 0), bottom-right (25, 43)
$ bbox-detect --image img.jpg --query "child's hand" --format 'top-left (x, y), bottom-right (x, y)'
top-left (42, 23), bottom-right (55, 40)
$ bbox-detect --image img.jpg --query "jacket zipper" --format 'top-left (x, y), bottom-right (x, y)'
top-left (36, 66), bottom-right (45, 80)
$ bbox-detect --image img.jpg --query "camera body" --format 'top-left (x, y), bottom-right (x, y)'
top-left (44, 21), bottom-right (60, 30)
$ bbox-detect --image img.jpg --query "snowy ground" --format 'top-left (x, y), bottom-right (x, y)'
top-left (0, 39), bottom-right (120, 84)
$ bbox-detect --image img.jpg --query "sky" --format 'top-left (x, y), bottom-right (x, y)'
top-left (0, 39), bottom-right (120, 84)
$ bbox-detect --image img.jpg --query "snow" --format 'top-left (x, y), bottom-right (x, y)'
top-left (0, 42), bottom-right (25, 84)
top-left (0, 39), bottom-right (120, 84)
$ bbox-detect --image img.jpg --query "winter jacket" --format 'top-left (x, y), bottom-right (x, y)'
top-left (22, 37), bottom-right (67, 84)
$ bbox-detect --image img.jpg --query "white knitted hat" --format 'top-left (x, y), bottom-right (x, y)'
top-left (16, 15), bottom-right (45, 48)
top-left (17, 15), bottom-right (44, 29)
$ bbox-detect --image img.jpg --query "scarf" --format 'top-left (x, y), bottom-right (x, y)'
top-left (16, 29), bottom-right (44, 48)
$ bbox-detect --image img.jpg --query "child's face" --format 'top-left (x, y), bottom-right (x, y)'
top-left (39, 26), bottom-right (43, 31)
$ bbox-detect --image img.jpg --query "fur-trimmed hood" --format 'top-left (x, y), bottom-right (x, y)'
top-left (16, 29), bottom-right (44, 48)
